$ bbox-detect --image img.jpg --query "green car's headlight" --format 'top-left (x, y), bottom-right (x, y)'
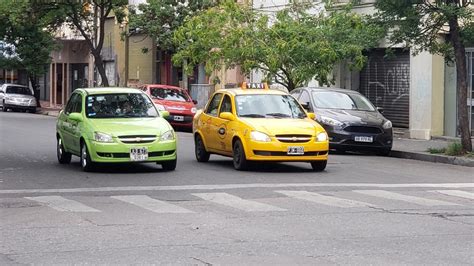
top-left (94, 132), bottom-right (113, 143)
top-left (160, 130), bottom-right (175, 141)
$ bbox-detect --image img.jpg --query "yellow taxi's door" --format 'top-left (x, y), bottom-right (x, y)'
top-left (213, 94), bottom-right (234, 154)
top-left (199, 93), bottom-right (223, 151)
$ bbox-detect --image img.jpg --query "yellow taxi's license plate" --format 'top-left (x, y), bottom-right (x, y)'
top-left (287, 146), bottom-right (304, 155)
top-left (130, 147), bottom-right (148, 161)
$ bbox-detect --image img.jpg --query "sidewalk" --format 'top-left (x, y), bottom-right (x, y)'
top-left (391, 135), bottom-right (474, 167)
top-left (38, 101), bottom-right (61, 117)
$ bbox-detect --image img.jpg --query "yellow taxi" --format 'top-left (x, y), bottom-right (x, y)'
top-left (193, 83), bottom-right (329, 171)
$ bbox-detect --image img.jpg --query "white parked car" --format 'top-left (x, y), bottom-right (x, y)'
top-left (0, 83), bottom-right (37, 113)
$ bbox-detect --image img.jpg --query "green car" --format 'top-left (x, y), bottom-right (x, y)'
top-left (56, 88), bottom-right (177, 172)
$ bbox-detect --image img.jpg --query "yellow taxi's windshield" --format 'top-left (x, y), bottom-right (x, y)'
top-left (235, 94), bottom-right (306, 119)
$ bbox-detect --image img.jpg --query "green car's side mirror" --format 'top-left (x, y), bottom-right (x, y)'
top-left (160, 110), bottom-right (170, 118)
top-left (69, 112), bottom-right (83, 122)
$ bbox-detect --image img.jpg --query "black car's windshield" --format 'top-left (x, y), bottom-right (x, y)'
top-left (6, 86), bottom-right (32, 95)
top-left (150, 88), bottom-right (190, 102)
top-left (235, 94), bottom-right (306, 119)
top-left (312, 91), bottom-right (376, 111)
top-left (86, 93), bottom-right (159, 118)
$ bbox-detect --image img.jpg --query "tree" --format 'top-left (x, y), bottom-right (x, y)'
top-left (0, 0), bottom-right (59, 106)
top-left (374, 0), bottom-right (473, 152)
top-left (47, 0), bottom-right (128, 87)
top-left (128, 0), bottom-right (217, 52)
top-left (172, 1), bottom-right (383, 91)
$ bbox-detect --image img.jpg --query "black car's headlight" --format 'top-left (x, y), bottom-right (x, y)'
top-left (319, 116), bottom-right (344, 127)
top-left (383, 120), bottom-right (392, 129)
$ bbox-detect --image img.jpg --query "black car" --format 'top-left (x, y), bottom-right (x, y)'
top-left (290, 87), bottom-right (393, 155)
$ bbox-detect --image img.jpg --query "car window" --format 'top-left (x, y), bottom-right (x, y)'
top-left (299, 91), bottom-right (311, 105)
top-left (6, 86), bottom-right (32, 95)
top-left (150, 88), bottom-right (190, 102)
top-left (219, 95), bottom-right (232, 114)
top-left (86, 93), bottom-right (159, 118)
top-left (72, 94), bottom-right (83, 113)
top-left (65, 93), bottom-right (80, 115)
top-left (312, 91), bottom-right (376, 111)
top-left (205, 93), bottom-right (223, 116)
top-left (235, 94), bottom-right (306, 119)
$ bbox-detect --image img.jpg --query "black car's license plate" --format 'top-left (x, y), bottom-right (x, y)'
top-left (287, 146), bottom-right (304, 155)
top-left (354, 136), bottom-right (373, 143)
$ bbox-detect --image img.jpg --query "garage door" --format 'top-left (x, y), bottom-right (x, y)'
top-left (359, 49), bottom-right (410, 128)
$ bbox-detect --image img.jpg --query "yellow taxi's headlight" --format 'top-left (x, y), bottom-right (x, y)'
top-left (316, 132), bottom-right (328, 142)
top-left (250, 131), bottom-right (271, 142)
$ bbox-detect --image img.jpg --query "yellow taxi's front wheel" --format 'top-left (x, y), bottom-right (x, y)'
top-left (311, 160), bottom-right (327, 172)
top-left (233, 139), bottom-right (249, 171)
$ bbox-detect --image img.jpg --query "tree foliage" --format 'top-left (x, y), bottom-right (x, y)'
top-left (0, 0), bottom-right (59, 104)
top-left (172, 1), bottom-right (383, 91)
top-left (129, 0), bottom-right (218, 52)
top-left (373, 0), bottom-right (473, 152)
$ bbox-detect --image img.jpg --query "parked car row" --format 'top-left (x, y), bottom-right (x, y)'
top-left (0, 83), bottom-right (37, 113)
top-left (52, 83), bottom-right (393, 172)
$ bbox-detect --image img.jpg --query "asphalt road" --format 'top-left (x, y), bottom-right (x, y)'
top-left (1, 112), bottom-right (473, 265)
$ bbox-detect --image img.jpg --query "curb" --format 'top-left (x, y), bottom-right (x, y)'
top-left (38, 110), bottom-right (60, 117)
top-left (390, 150), bottom-right (474, 167)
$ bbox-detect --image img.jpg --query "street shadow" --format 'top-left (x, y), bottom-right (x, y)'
top-left (68, 162), bottom-right (169, 174)
top-left (207, 159), bottom-right (321, 173)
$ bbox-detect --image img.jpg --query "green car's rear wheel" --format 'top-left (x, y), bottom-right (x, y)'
top-left (57, 137), bottom-right (71, 164)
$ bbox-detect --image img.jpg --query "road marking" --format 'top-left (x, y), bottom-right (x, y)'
top-left (193, 192), bottom-right (286, 212)
top-left (353, 190), bottom-right (459, 206)
top-left (111, 195), bottom-right (193, 214)
top-left (2, 183), bottom-right (474, 194)
top-left (431, 190), bottom-right (474, 200)
top-left (24, 196), bottom-right (101, 212)
top-left (276, 190), bottom-right (374, 208)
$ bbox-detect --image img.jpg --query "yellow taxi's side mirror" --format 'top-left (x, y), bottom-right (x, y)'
top-left (219, 112), bottom-right (235, 121)
top-left (307, 112), bottom-right (316, 120)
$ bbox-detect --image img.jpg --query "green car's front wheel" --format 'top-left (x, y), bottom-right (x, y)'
top-left (81, 142), bottom-right (95, 172)
top-left (57, 137), bottom-right (71, 164)
top-left (161, 158), bottom-right (177, 171)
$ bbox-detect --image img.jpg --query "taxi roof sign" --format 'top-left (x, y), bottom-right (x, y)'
top-left (241, 82), bottom-right (269, 90)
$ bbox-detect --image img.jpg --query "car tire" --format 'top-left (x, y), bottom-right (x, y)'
top-left (161, 158), bottom-right (177, 171)
top-left (29, 108), bottom-right (36, 114)
top-left (233, 139), bottom-right (249, 171)
top-left (310, 160), bottom-right (327, 172)
top-left (2, 101), bottom-right (7, 112)
top-left (57, 137), bottom-right (72, 164)
top-left (376, 148), bottom-right (391, 156)
top-left (81, 142), bottom-right (95, 172)
top-left (195, 134), bottom-right (210, 162)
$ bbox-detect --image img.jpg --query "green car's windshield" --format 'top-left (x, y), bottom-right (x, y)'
top-left (86, 93), bottom-right (159, 118)
top-left (235, 94), bottom-right (306, 119)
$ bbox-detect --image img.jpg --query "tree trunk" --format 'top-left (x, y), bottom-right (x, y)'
top-left (28, 74), bottom-right (41, 108)
top-left (287, 78), bottom-right (295, 92)
top-left (449, 15), bottom-right (472, 152)
top-left (93, 51), bottom-right (109, 87)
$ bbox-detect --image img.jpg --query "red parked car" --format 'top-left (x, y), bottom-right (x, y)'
top-left (141, 84), bottom-right (197, 130)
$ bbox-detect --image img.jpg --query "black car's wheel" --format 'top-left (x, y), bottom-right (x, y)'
top-left (233, 139), bottom-right (249, 171)
top-left (161, 158), bottom-right (177, 171)
top-left (2, 101), bottom-right (7, 112)
top-left (195, 134), bottom-right (210, 162)
top-left (57, 137), bottom-right (72, 164)
top-left (376, 148), bottom-right (391, 156)
top-left (81, 142), bottom-right (95, 172)
top-left (310, 160), bottom-right (327, 172)
top-left (29, 108), bottom-right (36, 113)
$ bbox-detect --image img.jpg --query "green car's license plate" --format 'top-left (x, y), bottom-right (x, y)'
top-left (130, 147), bottom-right (148, 161)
